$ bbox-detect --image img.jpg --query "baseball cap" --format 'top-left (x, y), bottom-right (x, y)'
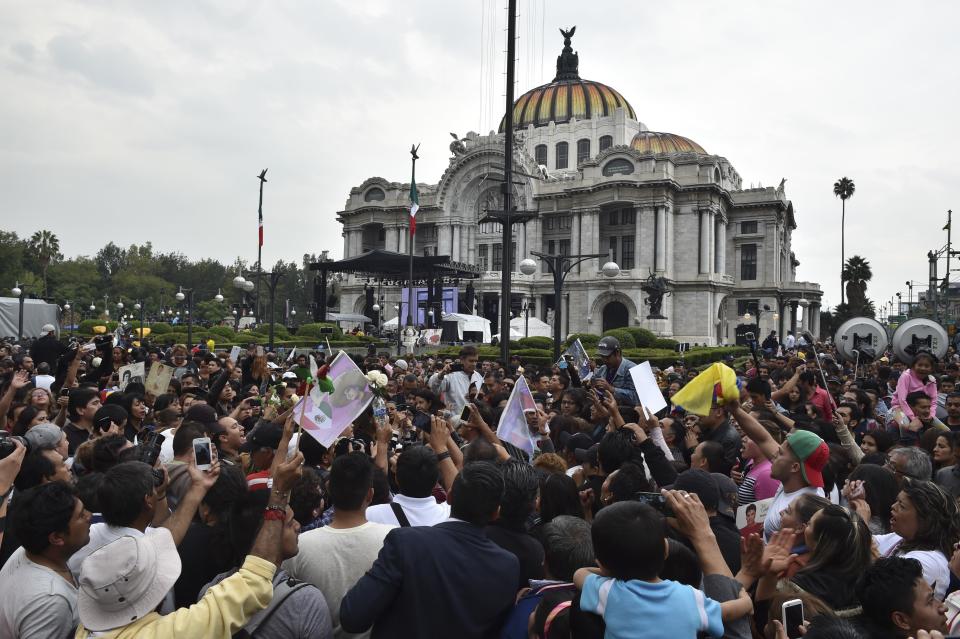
top-left (281, 371), bottom-right (298, 381)
top-left (574, 443), bottom-right (600, 466)
top-left (561, 431), bottom-right (594, 454)
top-left (786, 430), bottom-right (829, 488)
top-left (78, 528), bottom-right (181, 632)
top-left (596, 336), bottom-right (620, 357)
top-left (672, 469), bottom-right (721, 513)
top-left (23, 423), bottom-right (63, 451)
top-left (41, 324), bottom-right (56, 333)
top-left (394, 358), bottom-right (408, 371)
top-left (240, 422), bottom-right (282, 453)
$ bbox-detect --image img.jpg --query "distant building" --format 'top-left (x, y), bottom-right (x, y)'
top-left (336, 30), bottom-right (821, 344)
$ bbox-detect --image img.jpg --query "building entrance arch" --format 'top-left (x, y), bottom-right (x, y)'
top-left (602, 301), bottom-right (629, 332)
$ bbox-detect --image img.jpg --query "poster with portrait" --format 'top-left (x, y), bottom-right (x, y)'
top-left (118, 361), bottom-right (146, 391)
top-left (736, 497), bottom-right (774, 539)
top-left (145, 362), bottom-right (174, 397)
top-left (296, 351), bottom-right (374, 448)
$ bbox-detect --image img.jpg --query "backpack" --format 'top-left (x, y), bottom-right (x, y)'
top-left (232, 573), bottom-right (312, 639)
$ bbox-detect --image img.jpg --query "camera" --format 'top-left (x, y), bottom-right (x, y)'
top-left (0, 434), bottom-right (29, 461)
top-left (138, 431), bottom-right (164, 467)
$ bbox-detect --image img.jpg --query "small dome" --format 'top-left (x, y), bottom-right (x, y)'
top-left (499, 27), bottom-right (635, 132)
top-left (630, 131), bottom-right (706, 155)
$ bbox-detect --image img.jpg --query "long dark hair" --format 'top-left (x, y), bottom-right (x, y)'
top-left (900, 479), bottom-right (960, 557)
top-left (796, 505), bottom-right (872, 582)
top-left (538, 473), bottom-right (584, 523)
top-left (847, 464), bottom-right (898, 531)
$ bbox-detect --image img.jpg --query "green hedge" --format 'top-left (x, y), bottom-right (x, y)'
top-left (563, 333), bottom-right (601, 349)
top-left (515, 336), bottom-right (553, 350)
top-left (651, 337), bottom-right (680, 349)
top-left (150, 322), bottom-right (173, 335)
top-left (601, 328), bottom-right (636, 350)
top-left (207, 326), bottom-right (236, 340)
top-left (623, 327), bottom-right (658, 348)
top-left (296, 323), bottom-right (344, 338)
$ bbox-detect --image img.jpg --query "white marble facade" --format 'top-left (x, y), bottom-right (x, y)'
top-left (335, 35), bottom-right (821, 346)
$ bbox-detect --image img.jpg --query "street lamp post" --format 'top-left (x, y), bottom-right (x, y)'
top-left (11, 283), bottom-right (26, 342)
top-left (63, 301), bottom-right (72, 337)
top-left (175, 287), bottom-right (194, 347)
top-left (520, 253), bottom-right (620, 360)
top-left (522, 301), bottom-right (535, 337)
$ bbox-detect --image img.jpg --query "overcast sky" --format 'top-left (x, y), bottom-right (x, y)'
top-left (3, 0), bottom-right (958, 315)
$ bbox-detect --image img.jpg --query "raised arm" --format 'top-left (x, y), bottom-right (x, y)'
top-left (726, 398), bottom-right (780, 461)
top-left (771, 366), bottom-right (802, 403)
top-left (428, 416), bottom-right (458, 493)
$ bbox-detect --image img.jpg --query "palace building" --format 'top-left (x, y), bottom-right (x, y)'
top-left (334, 30), bottom-right (822, 345)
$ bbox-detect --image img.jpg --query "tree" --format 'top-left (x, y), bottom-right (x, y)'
top-left (833, 177), bottom-right (856, 306)
top-left (95, 242), bottom-right (126, 281)
top-left (842, 255), bottom-right (872, 312)
top-left (28, 230), bottom-right (61, 297)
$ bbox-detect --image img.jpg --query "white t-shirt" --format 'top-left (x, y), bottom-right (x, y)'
top-left (0, 547), bottom-right (78, 639)
top-left (158, 428), bottom-right (177, 465)
top-left (763, 484), bottom-right (825, 541)
top-left (33, 374), bottom-right (56, 391)
top-left (875, 532), bottom-right (950, 600)
top-left (283, 520), bottom-right (395, 638)
top-left (365, 494), bottom-right (451, 527)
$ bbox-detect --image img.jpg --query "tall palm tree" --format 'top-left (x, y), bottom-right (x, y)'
top-left (833, 177), bottom-right (856, 305)
top-left (842, 255), bottom-right (872, 314)
top-left (28, 230), bottom-right (61, 297)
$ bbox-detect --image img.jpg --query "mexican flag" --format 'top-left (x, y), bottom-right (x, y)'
top-left (409, 179), bottom-right (419, 236)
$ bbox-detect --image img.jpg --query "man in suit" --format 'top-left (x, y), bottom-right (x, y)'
top-left (340, 461), bottom-right (520, 639)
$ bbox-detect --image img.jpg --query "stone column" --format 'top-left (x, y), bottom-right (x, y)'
top-left (699, 209), bottom-right (712, 274)
top-left (385, 226), bottom-right (399, 253)
top-left (517, 221), bottom-right (527, 264)
top-left (799, 300), bottom-right (810, 332)
top-left (587, 207), bottom-right (601, 260)
top-left (655, 205), bottom-right (666, 272)
top-left (715, 217), bottom-right (726, 275)
top-left (342, 230), bottom-right (350, 258)
top-left (789, 300), bottom-right (799, 334)
top-left (467, 225), bottom-right (476, 265)
top-left (634, 205), bottom-right (643, 272)
top-left (451, 224), bottom-right (461, 261)
top-left (811, 303), bottom-right (821, 338)
top-left (570, 210), bottom-right (582, 274)
top-left (530, 217), bottom-right (542, 259)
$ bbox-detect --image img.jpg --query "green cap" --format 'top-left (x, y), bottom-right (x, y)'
top-left (785, 430), bottom-right (829, 488)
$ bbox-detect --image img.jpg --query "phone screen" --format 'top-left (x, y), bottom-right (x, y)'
top-left (193, 439), bottom-right (213, 467)
top-left (782, 601), bottom-right (804, 639)
top-left (460, 404), bottom-right (472, 421)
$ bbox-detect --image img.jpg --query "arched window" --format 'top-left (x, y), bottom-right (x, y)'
top-left (714, 167), bottom-right (721, 183)
top-left (364, 187), bottom-right (385, 202)
top-left (599, 135), bottom-right (613, 152)
top-left (555, 142), bottom-right (569, 169)
top-left (576, 139), bottom-right (591, 164)
top-left (535, 145), bottom-right (547, 166)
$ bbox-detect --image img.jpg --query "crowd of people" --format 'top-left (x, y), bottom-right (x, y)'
top-left (0, 322), bottom-right (959, 638)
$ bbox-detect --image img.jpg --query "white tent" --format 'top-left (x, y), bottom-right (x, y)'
top-left (510, 316), bottom-right (552, 339)
top-left (0, 298), bottom-right (60, 339)
top-left (441, 313), bottom-right (492, 344)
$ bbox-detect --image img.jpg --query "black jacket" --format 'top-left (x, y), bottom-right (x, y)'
top-left (30, 334), bottom-right (65, 371)
top-left (340, 520), bottom-right (519, 639)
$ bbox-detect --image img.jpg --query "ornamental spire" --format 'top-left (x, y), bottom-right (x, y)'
top-left (553, 26), bottom-right (580, 82)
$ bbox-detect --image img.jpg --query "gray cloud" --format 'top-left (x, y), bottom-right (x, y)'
top-left (0, 0), bottom-right (957, 314)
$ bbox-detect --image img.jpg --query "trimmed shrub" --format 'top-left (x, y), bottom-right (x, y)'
top-left (207, 326), bottom-right (236, 340)
top-left (562, 333), bottom-right (601, 349)
top-left (623, 327), bottom-right (658, 348)
top-left (149, 322), bottom-right (173, 335)
top-left (516, 336), bottom-right (553, 350)
top-left (297, 322), bottom-right (344, 339)
top-left (651, 337), bottom-right (679, 349)
top-left (601, 328), bottom-right (636, 350)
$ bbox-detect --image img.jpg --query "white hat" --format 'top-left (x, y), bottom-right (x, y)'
top-left (78, 528), bottom-right (181, 632)
top-left (266, 362), bottom-right (280, 370)
top-left (281, 371), bottom-right (298, 380)
top-left (91, 357), bottom-right (102, 368)
top-left (41, 324), bottom-right (56, 333)
top-left (394, 358), bottom-right (408, 371)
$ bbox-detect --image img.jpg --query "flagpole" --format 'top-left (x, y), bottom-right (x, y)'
top-left (256, 169), bottom-right (268, 325)
top-left (407, 145), bottom-right (419, 335)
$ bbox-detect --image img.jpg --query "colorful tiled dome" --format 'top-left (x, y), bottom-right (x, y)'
top-left (630, 131), bottom-right (706, 155)
top-left (499, 27), bottom-right (635, 132)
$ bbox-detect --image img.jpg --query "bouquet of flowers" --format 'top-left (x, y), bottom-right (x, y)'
top-left (365, 370), bottom-right (390, 400)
